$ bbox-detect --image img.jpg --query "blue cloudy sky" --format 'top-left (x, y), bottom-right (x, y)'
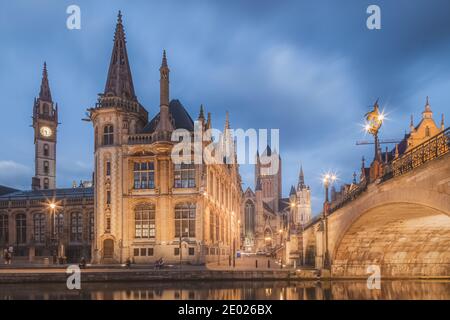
top-left (0, 0), bottom-right (449, 214)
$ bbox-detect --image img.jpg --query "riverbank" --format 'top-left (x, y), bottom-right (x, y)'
top-left (1, 266), bottom-right (449, 284)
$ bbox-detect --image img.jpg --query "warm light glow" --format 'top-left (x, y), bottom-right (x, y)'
top-left (290, 202), bottom-right (296, 208)
top-left (279, 229), bottom-right (283, 233)
top-left (322, 171), bottom-right (338, 185)
top-left (265, 237), bottom-right (272, 241)
top-left (49, 203), bottom-right (56, 210)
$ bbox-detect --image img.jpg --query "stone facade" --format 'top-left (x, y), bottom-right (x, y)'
top-left (241, 148), bottom-right (312, 263)
top-left (89, 12), bottom-right (242, 264)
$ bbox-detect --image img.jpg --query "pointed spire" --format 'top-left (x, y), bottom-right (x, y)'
top-left (159, 49), bottom-right (170, 107)
top-left (198, 104), bottom-right (205, 121)
top-left (206, 112), bottom-right (212, 129)
top-left (352, 172), bottom-right (357, 184)
top-left (39, 62), bottom-right (52, 102)
top-left (395, 143), bottom-right (399, 158)
top-left (104, 11), bottom-right (137, 101)
top-left (297, 165), bottom-right (305, 189)
top-left (225, 111), bottom-right (230, 129)
top-left (361, 156), bottom-right (365, 168)
top-left (441, 114), bottom-right (445, 130)
top-left (161, 49), bottom-right (168, 68)
top-left (423, 96), bottom-right (433, 119)
top-left (154, 49), bottom-right (173, 133)
top-left (410, 114), bottom-right (415, 132)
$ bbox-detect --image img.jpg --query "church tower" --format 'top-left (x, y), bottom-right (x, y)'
top-left (89, 11), bottom-right (148, 263)
top-left (257, 146), bottom-right (282, 212)
top-left (32, 62), bottom-right (58, 190)
top-left (295, 166), bottom-right (311, 225)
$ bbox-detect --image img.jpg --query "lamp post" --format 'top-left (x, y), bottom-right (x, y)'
top-left (48, 202), bottom-right (57, 264)
top-left (322, 173), bottom-right (336, 269)
top-left (364, 101), bottom-right (385, 163)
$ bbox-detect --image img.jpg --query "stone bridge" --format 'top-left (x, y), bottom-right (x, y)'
top-left (300, 128), bottom-right (450, 278)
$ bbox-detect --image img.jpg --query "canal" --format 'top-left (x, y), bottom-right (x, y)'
top-left (0, 280), bottom-right (449, 300)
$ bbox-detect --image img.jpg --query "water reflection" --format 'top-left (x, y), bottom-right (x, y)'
top-left (1, 280), bottom-right (449, 300)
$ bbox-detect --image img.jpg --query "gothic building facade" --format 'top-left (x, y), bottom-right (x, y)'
top-left (88, 12), bottom-right (242, 264)
top-left (0, 12), bottom-right (243, 265)
top-left (241, 146), bottom-right (312, 258)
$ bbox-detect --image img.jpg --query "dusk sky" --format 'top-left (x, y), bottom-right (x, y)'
top-left (1, 0), bottom-right (449, 214)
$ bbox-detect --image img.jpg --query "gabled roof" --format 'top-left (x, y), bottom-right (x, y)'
top-left (244, 187), bottom-right (255, 197)
top-left (142, 99), bottom-right (194, 133)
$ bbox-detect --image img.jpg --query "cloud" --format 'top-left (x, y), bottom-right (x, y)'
top-left (0, 160), bottom-right (32, 189)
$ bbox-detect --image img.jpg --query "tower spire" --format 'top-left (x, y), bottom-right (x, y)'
top-left (39, 62), bottom-right (52, 102)
top-left (298, 165), bottom-right (305, 189)
top-left (441, 114), bottom-right (445, 130)
top-left (198, 104), bottom-right (205, 121)
top-left (104, 11), bottom-right (137, 101)
top-left (154, 49), bottom-right (173, 133)
top-left (422, 96), bottom-right (433, 119)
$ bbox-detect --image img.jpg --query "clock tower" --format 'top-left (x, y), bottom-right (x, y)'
top-left (32, 62), bottom-right (58, 190)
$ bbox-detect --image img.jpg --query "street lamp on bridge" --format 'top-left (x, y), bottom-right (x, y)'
top-left (322, 172), bottom-right (337, 269)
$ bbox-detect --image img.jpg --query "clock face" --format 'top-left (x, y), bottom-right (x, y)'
top-left (40, 126), bottom-right (53, 137)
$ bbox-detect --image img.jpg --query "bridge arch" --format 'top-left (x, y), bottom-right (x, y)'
top-left (331, 200), bottom-right (450, 277)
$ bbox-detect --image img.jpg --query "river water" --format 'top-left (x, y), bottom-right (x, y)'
top-left (0, 280), bottom-right (449, 300)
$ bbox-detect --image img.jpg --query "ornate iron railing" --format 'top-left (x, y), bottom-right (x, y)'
top-left (328, 180), bottom-right (368, 214)
top-left (384, 127), bottom-right (449, 180)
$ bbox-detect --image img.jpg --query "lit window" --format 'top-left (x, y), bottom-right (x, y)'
top-left (174, 164), bottom-right (195, 188)
top-left (175, 203), bottom-right (196, 238)
top-left (70, 212), bottom-right (83, 242)
top-left (135, 204), bottom-right (156, 239)
top-left (133, 162), bottom-right (155, 189)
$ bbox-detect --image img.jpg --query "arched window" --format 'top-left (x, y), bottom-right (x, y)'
top-left (245, 201), bottom-right (255, 237)
top-left (103, 125), bottom-right (114, 145)
top-left (43, 161), bottom-right (49, 174)
top-left (33, 213), bottom-right (46, 243)
top-left (135, 204), bottom-right (155, 239)
top-left (16, 214), bottom-right (27, 244)
top-left (70, 212), bottom-right (83, 242)
top-left (425, 126), bottom-right (430, 137)
top-left (43, 144), bottom-right (49, 157)
top-left (175, 203), bottom-right (196, 238)
top-left (43, 178), bottom-right (49, 189)
top-left (0, 214), bottom-right (8, 243)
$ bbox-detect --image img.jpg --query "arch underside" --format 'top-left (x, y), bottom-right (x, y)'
top-left (332, 203), bottom-right (450, 277)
